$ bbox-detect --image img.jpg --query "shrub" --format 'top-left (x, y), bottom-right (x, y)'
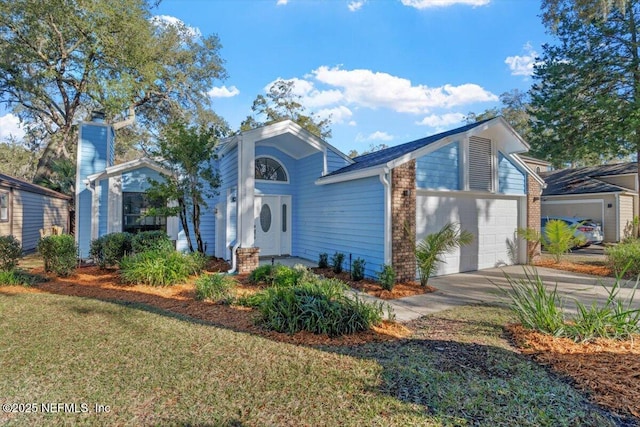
top-left (254, 277), bottom-right (384, 336)
top-left (351, 257), bottom-right (366, 281)
top-left (331, 252), bottom-right (345, 274)
top-left (318, 252), bottom-right (329, 268)
top-left (37, 234), bottom-right (77, 277)
top-left (90, 232), bottom-right (132, 268)
top-left (119, 250), bottom-right (203, 286)
top-left (496, 267), bottom-right (566, 336)
top-left (415, 222), bottom-right (473, 287)
top-left (567, 277), bottom-right (640, 342)
top-left (517, 227), bottom-right (542, 264)
top-left (378, 264), bottom-right (397, 291)
top-left (131, 230), bottom-right (173, 254)
top-left (249, 264), bottom-right (307, 287)
top-left (541, 219), bottom-right (584, 263)
top-left (195, 273), bottom-right (235, 303)
top-left (0, 235), bottom-right (22, 271)
top-left (0, 270), bottom-right (43, 286)
top-left (605, 241), bottom-right (640, 277)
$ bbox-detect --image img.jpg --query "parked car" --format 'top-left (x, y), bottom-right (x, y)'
top-left (541, 216), bottom-right (604, 246)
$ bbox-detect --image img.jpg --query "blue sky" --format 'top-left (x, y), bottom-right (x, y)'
top-left (1, 0), bottom-right (550, 156)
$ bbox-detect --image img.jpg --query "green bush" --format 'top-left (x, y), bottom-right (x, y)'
top-left (567, 278), bottom-right (640, 342)
top-left (0, 270), bottom-right (43, 286)
top-left (331, 252), bottom-right (345, 274)
top-left (605, 241), bottom-right (640, 277)
top-left (497, 268), bottom-right (566, 336)
top-left (90, 232), bottom-right (132, 268)
top-left (351, 257), bottom-right (366, 281)
top-left (120, 250), bottom-right (204, 286)
top-left (195, 273), bottom-right (236, 303)
top-left (253, 277), bottom-right (384, 336)
top-left (37, 234), bottom-right (77, 277)
top-left (378, 264), bottom-right (397, 291)
top-left (131, 230), bottom-right (173, 254)
top-left (318, 252), bottom-right (329, 268)
top-left (415, 222), bottom-right (473, 287)
top-left (249, 264), bottom-right (307, 287)
top-left (542, 219), bottom-right (584, 263)
top-left (0, 235), bottom-right (22, 271)
top-left (497, 267), bottom-right (640, 342)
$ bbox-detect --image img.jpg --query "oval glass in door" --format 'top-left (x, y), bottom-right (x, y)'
top-left (260, 204), bottom-right (272, 232)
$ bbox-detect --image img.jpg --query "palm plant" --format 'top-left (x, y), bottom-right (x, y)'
top-left (415, 222), bottom-right (473, 287)
top-left (542, 219), bottom-right (584, 263)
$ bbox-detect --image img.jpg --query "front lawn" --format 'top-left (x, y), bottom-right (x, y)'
top-left (0, 292), bottom-right (619, 426)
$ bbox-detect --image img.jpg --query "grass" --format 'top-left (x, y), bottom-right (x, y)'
top-left (0, 293), bottom-right (616, 426)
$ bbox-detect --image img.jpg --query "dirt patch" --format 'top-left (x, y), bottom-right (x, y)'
top-left (313, 267), bottom-right (436, 299)
top-left (507, 324), bottom-right (640, 420)
top-left (2, 264), bottom-right (410, 347)
top-left (534, 258), bottom-right (613, 277)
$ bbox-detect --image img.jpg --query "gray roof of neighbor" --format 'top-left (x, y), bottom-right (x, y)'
top-left (326, 118), bottom-right (494, 177)
top-left (0, 173), bottom-right (71, 200)
top-left (540, 162), bottom-right (637, 196)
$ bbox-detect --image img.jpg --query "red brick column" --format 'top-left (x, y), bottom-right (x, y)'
top-left (391, 161), bottom-right (416, 282)
top-left (236, 247), bottom-right (260, 274)
top-left (527, 175), bottom-right (542, 263)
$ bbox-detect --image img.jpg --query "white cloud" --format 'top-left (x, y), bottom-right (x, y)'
top-left (151, 15), bottom-right (202, 39)
top-left (348, 1), bottom-right (366, 11)
top-left (0, 114), bottom-right (25, 142)
top-left (355, 131), bottom-right (394, 142)
top-left (207, 85), bottom-right (240, 98)
top-left (505, 43), bottom-right (539, 76)
top-left (311, 66), bottom-right (497, 113)
top-left (276, 0), bottom-right (288, 5)
top-left (416, 112), bottom-right (465, 127)
top-left (265, 78), bottom-right (344, 108)
top-left (316, 106), bottom-right (353, 124)
top-left (401, 0), bottom-right (490, 8)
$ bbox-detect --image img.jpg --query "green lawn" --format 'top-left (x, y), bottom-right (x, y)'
top-left (0, 292), bottom-right (616, 426)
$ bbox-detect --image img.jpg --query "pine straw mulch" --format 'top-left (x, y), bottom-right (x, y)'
top-left (533, 258), bottom-right (614, 277)
top-left (507, 324), bottom-right (640, 420)
top-left (0, 265), bottom-right (410, 347)
top-left (312, 267), bottom-right (436, 299)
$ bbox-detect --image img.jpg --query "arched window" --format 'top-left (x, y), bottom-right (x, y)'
top-left (255, 157), bottom-right (288, 182)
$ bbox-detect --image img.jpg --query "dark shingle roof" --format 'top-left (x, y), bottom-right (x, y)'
top-left (326, 118), bottom-right (494, 177)
top-left (0, 173), bottom-right (71, 200)
top-left (541, 162), bottom-right (637, 196)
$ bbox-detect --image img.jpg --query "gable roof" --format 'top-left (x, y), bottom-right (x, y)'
top-left (0, 173), bottom-right (71, 200)
top-left (85, 157), bottom-right (172, 185)
top-left (541, 162), bottom-right (637, 196)
top-left (324, 118), bottom-right (495, 179)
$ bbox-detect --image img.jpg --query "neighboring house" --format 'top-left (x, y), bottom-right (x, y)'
top-left (540, 162), bottom-right (638, 243)
top-left (518, 155), bottom-right (553, 175)
top-left (76, 116), bottom-right (543, 280)
top-left (0, 173), bottom-right (71, 252)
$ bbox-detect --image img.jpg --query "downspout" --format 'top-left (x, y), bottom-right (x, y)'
top-left (379, 168), bottom-right (392, 266)
top-left (228, 136), bottom-right (243, 274)
top-left (84, 178), bottom-right (96, 259)
top-left (228, 240), bottom-right (240, 274)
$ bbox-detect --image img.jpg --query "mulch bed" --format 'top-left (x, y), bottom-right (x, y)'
top-left (2, 260), bottom-right (639, 421)
top-left (533, 258), bottom-right (614, 277)
top-left (312, 267), bottom-right (436, 299)
top-left (0, 264), bottom-right (410, 347)
top-left (507, 324), bottom-right (640, 421)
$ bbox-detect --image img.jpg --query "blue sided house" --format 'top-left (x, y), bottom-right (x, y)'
top-left (75, 116), bottom-right (544, 281)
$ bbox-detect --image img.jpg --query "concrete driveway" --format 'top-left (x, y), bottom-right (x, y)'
top-left (384, 265), bottom-right (639, 322)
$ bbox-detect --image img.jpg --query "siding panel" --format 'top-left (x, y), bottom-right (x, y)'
top-left (416, 141), bottom-right (460, 190)
top-left (498, 152), bottom-right (526, 195)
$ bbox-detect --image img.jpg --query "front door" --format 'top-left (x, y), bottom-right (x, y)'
top-left (255, 195), bottom-right (291, 256)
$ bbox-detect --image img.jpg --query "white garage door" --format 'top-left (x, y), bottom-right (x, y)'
top-left (416, 193), bottom-right (521, 276)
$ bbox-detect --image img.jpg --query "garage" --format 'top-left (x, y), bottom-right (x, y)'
top-left (416, 192), bottom-right (524, 276)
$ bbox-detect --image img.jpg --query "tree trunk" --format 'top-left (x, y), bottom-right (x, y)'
top-left (178, 199), bottom-right (194, 253)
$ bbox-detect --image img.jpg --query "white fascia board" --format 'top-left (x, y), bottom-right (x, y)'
top-left (482, 117), bottom-right (531, 152)
top-left (543, 191), bottom-right (638, 198)
top-left (315, 165), bottom-right (384, 185)
top-left (85, 158), bottom-right (173, 184)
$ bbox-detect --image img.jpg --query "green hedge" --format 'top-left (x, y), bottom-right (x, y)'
top-left (119, 250), bottom-right (204, 286)
top-left (606, 241), bottom-right (640, 277)
top-left (37, 234), bottom-right (77, 277)
top-left (0, 235), bottom-right (22, 271)
top-left (131, 231), bottom-right (173, 254)
top-left (90, 232), bottom-right (132, 268)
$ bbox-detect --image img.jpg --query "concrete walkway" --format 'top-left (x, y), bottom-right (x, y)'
top-left (371, 265), bottom-right (639, 322)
